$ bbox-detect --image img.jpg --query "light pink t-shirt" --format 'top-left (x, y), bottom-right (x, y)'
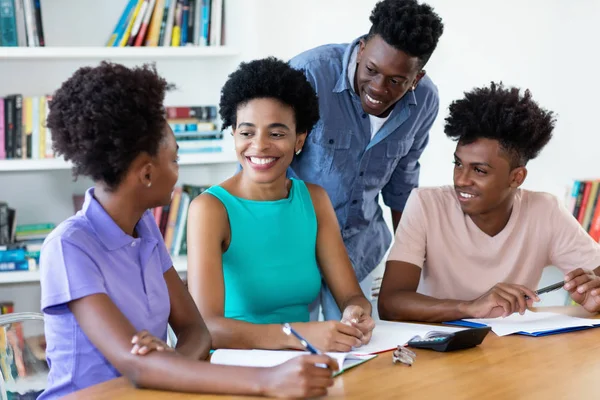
top-left (387, 186), bottom-right (600, 301)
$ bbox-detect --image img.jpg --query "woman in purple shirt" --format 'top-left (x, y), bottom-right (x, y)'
top-left (38, 62), bottom-right (337, 399)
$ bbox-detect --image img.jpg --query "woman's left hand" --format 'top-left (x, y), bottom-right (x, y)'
top-left (340, 305), bottom-right (376, 345)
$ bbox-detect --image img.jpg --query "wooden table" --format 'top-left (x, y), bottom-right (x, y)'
top-left (65, 306), bottom-right (600, 399)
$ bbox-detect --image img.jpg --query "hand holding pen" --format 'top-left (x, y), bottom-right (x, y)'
top-left (282, 323), bottom-right (339, 371)
top-left (462, 283), bottom-right (539, 318)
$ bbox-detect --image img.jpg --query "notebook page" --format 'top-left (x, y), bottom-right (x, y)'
top-left (462, 310), bottom-right (599, 336)
top-left (210, 349), bottom-right (349, 369)
top-left (351, 321), bottom-right (465, 356)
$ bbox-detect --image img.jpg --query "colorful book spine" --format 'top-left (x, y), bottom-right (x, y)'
top-left (145, 0), bottom-right (165, 46)
top-left (118, 0), bottom-right (144, 47)
top-left (107, 0), bottom-right (138, 46)
top-left (0, 0), bottom-right (18, 46)
top-left (134, 0), bottom-right (157, 46)
top-left (0, 98), bottom-right (5, 160)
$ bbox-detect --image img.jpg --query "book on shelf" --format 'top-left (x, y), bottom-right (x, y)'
top-left (0, 0), bottom-right (45, 47)
top-left (0, 200), bottom-right (53, 272)
top-left (1, 94), bottom-right (54, 160)
top-left (167, 105), bottom-right (225, 155)
top-left (567, 180), bottom-right (600, 242)
top-left (153, 183), bottom-right (208, 256)
top-left (107, 0), bottom-right (225, 48)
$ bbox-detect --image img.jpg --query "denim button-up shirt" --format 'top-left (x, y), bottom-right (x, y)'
top-left (289, 37), bottom-right (440, 281)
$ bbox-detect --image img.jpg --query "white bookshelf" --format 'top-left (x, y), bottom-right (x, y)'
top-left (0, 256), bottom-right (188, 285)
top-left (0, 152), bottom-right (238, 172)
top-left (0, 0), bottom-right (245, 312)
top-left (0, 46), bottom-right (239, 61)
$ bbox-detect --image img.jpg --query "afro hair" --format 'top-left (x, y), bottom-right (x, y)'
top-left (444, 82), bottom-right (556, 167)
top-left (368, 0), bottom-right (444, 67)
top-left (47, 61), bottom-right (168, 189)
top-left (219, 57), bottom-right (320, 134)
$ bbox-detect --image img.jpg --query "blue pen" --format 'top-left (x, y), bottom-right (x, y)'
top-left (282, 323), bottom-right (322, 355)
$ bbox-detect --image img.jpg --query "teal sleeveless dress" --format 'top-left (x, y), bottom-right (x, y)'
top-left (204, 178), bottom-right (321, 324)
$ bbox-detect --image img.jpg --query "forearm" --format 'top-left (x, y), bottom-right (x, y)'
top-left (205, 317), bottom-right (296, 350)
top-left (378, 291), bottom-right (471, 323)
top-left (124, 351), bottom-right (265, 395)
top-left (174, 323), bottom-right (212, 360)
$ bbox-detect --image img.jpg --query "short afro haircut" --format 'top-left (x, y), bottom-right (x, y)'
top-left (368, 0), bottom-right (444, 68)
top-left (47, 61), bottom-right (168, 189)
top-left (444, 82), bottom-right (556, 167)
top-left (219, 57), bottom-right (320, 134)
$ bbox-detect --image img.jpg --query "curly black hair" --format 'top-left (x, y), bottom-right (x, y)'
top-left (219, 57), bottom-right (320, 134)
top-left (47, 61), bottom-right (168, 189)
top-left (444, 82), bottom-right (556, 167)
top-left (368, 0), bottom-right (444, 68)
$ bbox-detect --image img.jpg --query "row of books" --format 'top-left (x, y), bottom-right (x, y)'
top-left (168, 105), bottom-right (225, 154)
top-left (106, 0), bottom-right (224, 48)
top-left (0, 0), bottom-right (45, 47)
top-left (0, 100), bottom-right (226, 160)
top-left (0, 95), bottom-right (54, 160)
top-left (567, 180), bottom-right (600, 242)
top-left (154, 183), bottom-right (208, 256)
top-left (0, 219), bottom-right (52, 272)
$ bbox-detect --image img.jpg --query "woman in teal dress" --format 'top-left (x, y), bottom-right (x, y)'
top-left (186, 58), bottom-right (375, 352)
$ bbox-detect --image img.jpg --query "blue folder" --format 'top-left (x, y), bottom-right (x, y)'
top-left (444, 319), bottom-right (600, 337)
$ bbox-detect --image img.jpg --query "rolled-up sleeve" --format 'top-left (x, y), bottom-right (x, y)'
top-left (382, 98), bottom-right (439, 211)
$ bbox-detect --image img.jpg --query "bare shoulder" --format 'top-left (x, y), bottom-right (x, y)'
top-left (304, 182), bottom-right (330, 203)
top-left (188, 190), bottom-right (228, 223)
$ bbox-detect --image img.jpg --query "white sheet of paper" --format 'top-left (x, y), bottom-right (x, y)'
top-left (210, 349), bottom-right (375, 374)
top-left (351, 320), bottom-right (465, 355)
top-left (462, 310), bottom-right (599, 336)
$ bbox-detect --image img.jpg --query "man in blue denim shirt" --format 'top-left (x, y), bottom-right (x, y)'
top-left (289, 0), bottom-right (444, 320)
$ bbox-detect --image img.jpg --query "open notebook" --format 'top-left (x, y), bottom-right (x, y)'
top-left (350, 320), bottom-right (466, 355)
top-left (211, 321), bottom-right (466, 375)
top-left (210, 349), bottom-right (376, 376)
top-left (446, 310), bottom-right (600, 337)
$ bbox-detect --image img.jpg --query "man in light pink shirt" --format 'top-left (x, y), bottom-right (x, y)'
top-left (378, 82), bottom-right (600, 322)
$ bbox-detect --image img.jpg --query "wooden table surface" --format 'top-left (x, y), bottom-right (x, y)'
top-left (65, 306), bottom-right (600, 400)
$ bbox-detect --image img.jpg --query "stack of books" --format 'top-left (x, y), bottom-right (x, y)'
top-left (166, 105), bottom-right (224, 155)
top-left (0, 217), bottom-right (54, 272)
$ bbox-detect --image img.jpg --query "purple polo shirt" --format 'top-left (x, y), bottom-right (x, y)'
top-left (38, 188), bottom-right (173, 399)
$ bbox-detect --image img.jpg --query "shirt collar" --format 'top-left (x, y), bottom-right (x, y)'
top-left (82, 187), bottom-right (153, 251)
top-left (333, 36), bottom-right (419, 109)
top-left (333, 36), bottom-right (363, 94)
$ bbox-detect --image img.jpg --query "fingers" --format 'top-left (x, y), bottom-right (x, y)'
top-left (335, 321), bottom-right (364, 339)
top-left (302, 355), bottom-right (339, 372)
top-left (341, 305), bottom-right (364, 324)
top-left (573, 277), bottom-right (600, 295)
top-left (564, 273), bottom-right (596, 293)
top-left (360, 330), bottom-right (373, 345)
top-left (493, 290), bottom-right (517, 317)
top-left (130, 330), bottom-right (171, 355)
top-left (494, 284), bottom-right (538, 315)
top-left (564, 268), bottom-right (587, 283)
